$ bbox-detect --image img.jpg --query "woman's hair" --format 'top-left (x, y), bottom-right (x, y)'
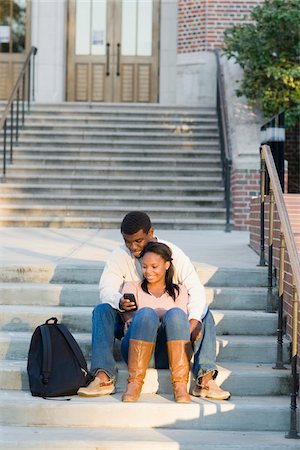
top-left (140, 242), bottom-right (179, 301)
top-left (121, 211), bottom-right (152, 235)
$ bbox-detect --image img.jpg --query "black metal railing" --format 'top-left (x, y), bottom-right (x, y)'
top-left (259, 144), bottom-right (299, 440)
top-left (0, 46), bottom-right (38, 176)
top-left (215, 49), bottom-right (232, 232)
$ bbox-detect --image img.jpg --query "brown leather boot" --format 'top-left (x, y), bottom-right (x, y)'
top-left (122, 339), bottom-right (155, 402)
top-left (167, 340), bottom-right (192, 403)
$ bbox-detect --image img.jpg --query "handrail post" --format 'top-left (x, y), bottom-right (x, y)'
top-left (27, 59), bottom-right (31, 111)
top-left (22, 74), bottom-right (25, 127)
top-left (273, 229), bottom-right (287, 369)
top-left (225, 159), bottom-right (232, 232)
top-left (16, 88), bottom-right (20, 142)
top-left (258, 148), bottom-right (266, 266)
top-left (267, 184), bottom-right (275, 312)
top-left (10, 102), bottom-right (13, 163)
top-left (285, 283), bottom-right (300, 439)
top-left (3, 120), bottom-right (7, 175)
top-left (32, 47), bottom-right (37, 101)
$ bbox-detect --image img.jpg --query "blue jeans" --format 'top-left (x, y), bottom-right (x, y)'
top-left (90, 303), bottom-right (217, 381)
top-left (120, 307), bottom-right (190, 364)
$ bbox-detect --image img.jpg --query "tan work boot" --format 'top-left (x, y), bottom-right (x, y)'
top-left (167, 340), bottom-right (192, 403)
top-left (192, 379), bottom-right (231, 400)
top-left (122, 339), bottom-right (155, 402)
top-left (77, 372), bottom-right (115, 397)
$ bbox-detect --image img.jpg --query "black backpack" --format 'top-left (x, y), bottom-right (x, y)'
top-left (27, 317), bottom-right (92, 398)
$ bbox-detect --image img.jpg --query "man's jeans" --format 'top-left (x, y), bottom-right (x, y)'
top-left (91, 303), bottom-right (217, 382)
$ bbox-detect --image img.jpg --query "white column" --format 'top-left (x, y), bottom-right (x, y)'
top-left (31, 0), bottom-right (67, 102)
top-left (159, 0), bottom-right (177, 105)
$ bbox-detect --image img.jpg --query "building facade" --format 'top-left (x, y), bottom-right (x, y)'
top-left (1, 0), bottom-right (298, 230)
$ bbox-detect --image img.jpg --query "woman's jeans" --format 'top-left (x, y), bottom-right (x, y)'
top-left (91, 303), bottom-right (217, 382)
top-left (120, 307), bottom-right (190, 365)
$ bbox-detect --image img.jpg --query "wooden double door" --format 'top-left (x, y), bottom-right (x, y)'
top-left (67, 0), bottom-right (160, 103)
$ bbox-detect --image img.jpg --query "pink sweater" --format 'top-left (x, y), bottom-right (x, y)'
top-left (121, 281), bottom-right (188, 322)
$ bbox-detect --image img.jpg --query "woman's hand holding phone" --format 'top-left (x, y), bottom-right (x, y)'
top-left (120, 293), bottom-right (138, 311)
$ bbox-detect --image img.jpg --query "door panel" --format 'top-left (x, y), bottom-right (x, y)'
top-left (67, 0), bottom-right (159, 103)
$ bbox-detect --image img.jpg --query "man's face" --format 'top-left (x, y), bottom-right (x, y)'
top-left (122, 228), bottom-right (154, 258)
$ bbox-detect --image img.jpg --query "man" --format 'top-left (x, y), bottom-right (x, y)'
top-left (78, 211), bottom-right (230, 400)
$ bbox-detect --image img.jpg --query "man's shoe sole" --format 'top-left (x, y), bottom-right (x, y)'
top-left (191, 387), bottom-right (231, 401)
top-left (77, 386), bottom-right (115, 397)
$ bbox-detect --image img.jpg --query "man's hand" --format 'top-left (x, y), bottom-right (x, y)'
top-left (119, 296), bottom-right (137, 311)
top-left (189, 319), bottom-right (202, 342)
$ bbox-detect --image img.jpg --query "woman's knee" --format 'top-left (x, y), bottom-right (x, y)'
top-left (163, 308), bottom-right (188, 327)
top-left (163, 308), bottom-right (190, 340)
top-left (134, 307), bottom-right (159, 327)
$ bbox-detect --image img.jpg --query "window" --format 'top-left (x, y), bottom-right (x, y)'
top-left (0, 0), bottom-right (26, 54)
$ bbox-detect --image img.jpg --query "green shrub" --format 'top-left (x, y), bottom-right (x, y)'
top-left (223, 0), bottom-right (300, 128)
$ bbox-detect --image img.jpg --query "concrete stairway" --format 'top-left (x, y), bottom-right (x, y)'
top-left (0, 103), bottom-right (226, 229)
top-left (0, 259), bottom-right (299, 449)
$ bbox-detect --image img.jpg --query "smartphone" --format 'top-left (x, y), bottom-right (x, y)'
top-left (123, 293), bottom-right (137, 311)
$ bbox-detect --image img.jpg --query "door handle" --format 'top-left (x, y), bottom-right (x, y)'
top-left (106, 43), bottom-right (110, 76)
top-left (116, 43), bottom-right (121, 76)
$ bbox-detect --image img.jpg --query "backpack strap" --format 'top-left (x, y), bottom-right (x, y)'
top-left (56, 324), bottom-right (88, 374)
top-left (40, 324), bottom-right (52, 385)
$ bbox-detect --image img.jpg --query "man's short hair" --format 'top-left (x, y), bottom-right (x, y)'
top-left (121, 211), bottom-right (152, 235)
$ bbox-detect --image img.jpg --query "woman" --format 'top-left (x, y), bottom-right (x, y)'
top-left (120, 241), bottom-right (192, 403)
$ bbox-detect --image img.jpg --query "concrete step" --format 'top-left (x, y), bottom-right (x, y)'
top-left (17, 138), bottom-right (219, 148)
top-left (0, 184), bottom-right (224, 198)
top-left (13, 146), bottom-right (220, 156)
top-left (1, 426), bottom-right (299, 450)
top-left (0, 205), bottom-right (226, 219)
top-left (6, 165), bottom-right (222, 177)
top-left (21, 122), bottom-right (218, 132)
top-left (24, 113), bottom-right (218, 122)
top-left (0, 391), bottom-right (297, 432)
top-left (0, 216), bottom-right (227, 229)
top-left (0, 305), bottom-right (277, 335)
top-left (0, 360), bottom-right (291, 396)
top-left (0, 331), bottom-right (289, 364)
top-left (2, 173), bottom-right (223, 187)
top-left (29, 103), bottom-right (217, 114)
top-left (0, 194), bottom-right (225, 208)
top-left (0, 284), bottom-right (267, 310)
top-left (20, 130), bottom-right (219, 140)
top-left (0, 263), bottom-right (268, 287)
top-left (12, 155), bottom-right (221, 168)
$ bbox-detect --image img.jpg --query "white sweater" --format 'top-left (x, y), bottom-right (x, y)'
top-left (99, 237), bottom-right (208, 321)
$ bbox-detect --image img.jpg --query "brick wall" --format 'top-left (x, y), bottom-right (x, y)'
top-left (177, 0), bottom-right (264, 53)
top-left (231, 168), bottom-right (260, 230)
top-left (250, 196), bottom-right (300, 369)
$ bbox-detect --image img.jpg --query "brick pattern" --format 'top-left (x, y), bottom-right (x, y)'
top-left (250, 195), bottom-right (300, 369)
top-left (231, 168), bottom-right (260, 230)
top-left (177, 0), bottom-right (264, 53)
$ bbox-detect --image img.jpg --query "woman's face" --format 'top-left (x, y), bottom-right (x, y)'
top-left (141, 251), bottom-right (170, 284)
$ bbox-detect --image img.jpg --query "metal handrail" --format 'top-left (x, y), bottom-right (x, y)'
top-left (262, 145), bottom-right (300, 294)
top-left (1, 46), bottom-right (38, 176)
top-left (260, 144), bottom-right (299, 439)
top-left (215, 49), bottom-right (232, 232)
